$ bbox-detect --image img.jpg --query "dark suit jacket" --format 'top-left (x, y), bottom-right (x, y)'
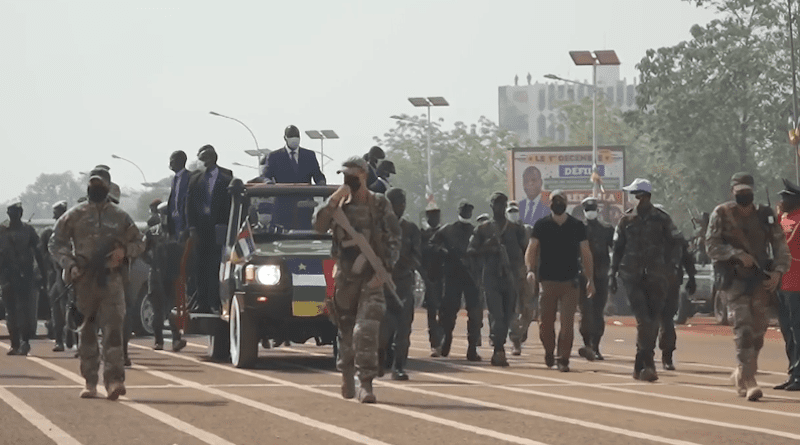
top-left (262, 147), bottom-right (325, 184)
top-left (186, 165), bottom-right (232, 244)
top-left (167, 169), bottom-right (191, 237)
top-left (519, 196), bottom-right (551, 227)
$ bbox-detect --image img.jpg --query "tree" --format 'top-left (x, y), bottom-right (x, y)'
top-left (16, 172), bottom-right (86, 220)
top-left (635, 0), bottom-right (795, 215)
top-left (374, 115), bottom-right (520, 223)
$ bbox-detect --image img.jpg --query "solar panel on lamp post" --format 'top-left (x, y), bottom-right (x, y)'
top-left (304, 130), bottom-right (338, 172)
top-left (407, 96), bottom-right (449, 204)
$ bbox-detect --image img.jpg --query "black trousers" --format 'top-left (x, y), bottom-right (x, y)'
top-left (579, 266), bottom-right (609, 350)
top-left (440, 266), bottom-right (482, 347)
top-left (423, 278), bottom-right (444, 349)
top-left (2, 282), bottom-right (36, 349)
top-left (48, 276), bottom-right (68, 345)
top-left (485, 273), bottom-right (516, 351)
top-left (381, 275), bottom-right (415, 372)
top-left (195, 240), bottom-right (222, 312)
top-left (658, 272), bottom-right (680, 354)
top-left (149, 267), bottom-right (182, 344)
top-left (621, 270), bottom-right (669, 371)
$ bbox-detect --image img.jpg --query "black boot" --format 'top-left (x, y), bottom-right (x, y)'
top-left (466, 344), bottom-right (481, 362)
top-left (662, 351), bottom-right (675, 371)
top-left (441, 332), bottom-right (452, 358)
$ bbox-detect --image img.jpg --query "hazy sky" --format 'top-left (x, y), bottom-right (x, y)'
top-left (0, 0), bottom-right (718, 203)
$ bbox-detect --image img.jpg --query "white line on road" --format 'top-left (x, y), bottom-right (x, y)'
top-left (0, 340), bottom-right (235, 445)
top-left (131, 343), bottom-right (550, 445)
top-left (0, 386), bottom-right (83, 445)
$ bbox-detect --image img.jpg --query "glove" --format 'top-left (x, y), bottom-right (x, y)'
top-left (685, 275), bottom-right (697, 295)
top-left (608, 274), bottom-right (618, 294)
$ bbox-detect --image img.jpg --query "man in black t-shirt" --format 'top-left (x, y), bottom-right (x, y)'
top-left (525, 190), bottom-right (595, 372)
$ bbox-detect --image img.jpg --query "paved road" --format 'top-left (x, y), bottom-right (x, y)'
top-left (0, 311), bottom-right (798, 445)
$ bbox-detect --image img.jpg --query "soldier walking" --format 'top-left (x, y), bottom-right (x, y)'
top-left (0, 202), bottom-right (48, 356)
top-left (420, 203), bottom-right (446, 356)
top-left (609, 179), bottom-right (685, 382)
top-left (577, 197), bottom-right (614, 361)
top-left (380, 188), bottom-right (421, 380)
top-left (469, 192), bottom-right (527, 366)
top-left (431, 200), bottom-right (483, 361)
top-left (705, 172), bottom-right (789, 400)
top-left (507, 201), bottom-right (537, 356)
top-left (313, 156), bottom-right (401, 403)
top-left (40, 200), bottom-right (69, 351)
top-left (49, 169), bottom-right (145, 400)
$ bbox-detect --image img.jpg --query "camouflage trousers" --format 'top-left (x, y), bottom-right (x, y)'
top-left (74, 271), bottom-right (126, 389)
top-left (620, 270), bottom-right (669, 371)
top-left (509, 267), bottom-right (537, 344)
top-left (725, 279), bottom-right (771, 379)
top-left (334, 273), bottom-right (386, 381)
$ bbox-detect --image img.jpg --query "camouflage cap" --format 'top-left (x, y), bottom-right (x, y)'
top-left (730, 172), bottom-right (754, 189)
top-left (88, 168), bottom-right (111, 187)
top-left (337, 156), bottom-right (368, 175)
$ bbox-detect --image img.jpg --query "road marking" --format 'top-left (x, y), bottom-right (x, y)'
top-left (0, 341), bottom-right (235, 445)
top-left (130, 343), bottom-right (550, 445)
top-left (0, 387), bottom-right (83, 445)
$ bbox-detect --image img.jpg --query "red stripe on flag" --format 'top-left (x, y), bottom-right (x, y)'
top-left (323, 259), bottom-right (336, 298)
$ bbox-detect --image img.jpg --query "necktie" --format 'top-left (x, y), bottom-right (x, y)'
top-left (526, 200), bottom-right (535, 222)
top-left (290, 150), bottom-right (298, 172)
top-left (203, 170), bottom-right (213, 215)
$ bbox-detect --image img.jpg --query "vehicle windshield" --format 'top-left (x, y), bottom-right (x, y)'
top-left (246, 186), bottom-right (334, 241)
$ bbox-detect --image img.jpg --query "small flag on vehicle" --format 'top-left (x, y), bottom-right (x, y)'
top-left (230, 216), bottom-right (255, 264)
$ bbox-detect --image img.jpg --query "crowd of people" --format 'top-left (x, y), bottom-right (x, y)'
top-left (1, 125), bottom-right (799, 407)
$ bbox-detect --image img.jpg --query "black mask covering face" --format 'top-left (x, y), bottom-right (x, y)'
top-left (551, 201), bottom-right (567, 216)
top-left (735, 192), bottom-right (754, 207)
top-left (88, 184), bottom-right (109, 203)
top-left (344, 174), bottom-right (361, 192)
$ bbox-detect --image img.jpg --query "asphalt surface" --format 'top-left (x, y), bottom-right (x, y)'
top-left (0, 311), bottom-right (798, 445)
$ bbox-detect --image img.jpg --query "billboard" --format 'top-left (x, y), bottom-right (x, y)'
top-left (509, 146), bottom-right (626, 226)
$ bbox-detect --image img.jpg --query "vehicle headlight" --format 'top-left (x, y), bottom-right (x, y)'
top-left (245, 264), bottom-right (281, 285)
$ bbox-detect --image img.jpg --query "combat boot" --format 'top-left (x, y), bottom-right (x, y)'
top-left (491, 349), bottom-right (509, 367)
top-left (172, 339), bottom-right (187, 352)
top-left (430, 346), bottom-right (442, 357)
top-left (511, 339), bottom-right (522, 356)
top-left (662, 351), bottom-right (675, 371)
top-left (744, 375), bottom-right (763, 402)
top-left (594, 344), bottom-right (604, 361)
top-left (730, 366), bottom-right (747, 397)
top-left (391, 370), bottom-right (409, 381)
top-left (578, 346), bottom-right (595, 362)
top-left (466, 344), bottom-right (482, 362)
top-left (79, 384), bottom-right (97, 399)
top-left (639, 367), bottom-right (658, 382)
top-left (52, 342), bottom-right (65, 352)
top-left (357, 379), bottom-right (376, 404)
top-left (544, 352), bottom-right (555, 368)
top-left (341, 368), bottom-right (356, 399)
top-left (441, 332), bottom-right (452, 357)
top-left (106, 382), bottom-right (126, 401)
top-left (18, 341), bottom-right (30, 356)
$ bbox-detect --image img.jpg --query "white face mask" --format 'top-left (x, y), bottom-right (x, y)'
top-left (286, 137), bottom-right (300, 150)
top-left (507, 211), bottom-right (520, 223)
top-left (584, 210), bottom-right (598, 220)
top-left (458, 215), bottom-right (471, 223)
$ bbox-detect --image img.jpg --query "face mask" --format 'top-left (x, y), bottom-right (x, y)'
top-left (88, 185), bottom-right (109, 203)
top-left (343, 174), bottom-right (361, 192)
top-left (286, 137), bottom-right (300, 150)
top-left (551, 202), bottom-right (567, 216)
top-left (507, 211), bottom-right (520, 223)
top-left (584, 210), bottom-right (598, 220)
top-left (735, 192), bottom-right (754, 207)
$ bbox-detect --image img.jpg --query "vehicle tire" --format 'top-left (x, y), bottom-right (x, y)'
top-left (674, 290), bottom-right (691, 325)
top-left (133, 285), bottom-right (156, 336)
top-left (714, 290), bottom-right (729, 326)
top-left (230, 295), bottom-right (258, 368)
top-left (208, 318), bottom-right (230, 361)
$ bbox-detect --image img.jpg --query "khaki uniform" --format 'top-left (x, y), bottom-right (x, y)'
top-left (706, 202), bottom-right (790, 380)
top-left (313, 193), bottom-right (401, 382)
top-left (49, 200), bottom-right (144, 390)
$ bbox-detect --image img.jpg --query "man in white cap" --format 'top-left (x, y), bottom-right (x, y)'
top-left (609, 178), bottom-right (685, 382)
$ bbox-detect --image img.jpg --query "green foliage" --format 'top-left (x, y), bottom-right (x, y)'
top-left (16, 172), bottom-right (86, 220)
top-left (374, 115), bottom-right (519, 224)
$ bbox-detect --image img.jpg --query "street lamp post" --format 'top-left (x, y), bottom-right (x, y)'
top-left (406, 96), bottom-right (449, 204)
top-left (305, 130), bottom-right (339, 173)
top-left (546, 50), bottom-right (620, 199)
top-left (209, 111), bottom-right (263, 168)
top-left (110, 154), bottom-right (148, 185)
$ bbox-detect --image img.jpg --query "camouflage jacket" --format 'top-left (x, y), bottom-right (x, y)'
top-left (705, 201), bottom-right (790, 275)
top-left (313, 192), bottom-right (401, 278)
top-left (611, 204), bottom-right (683, 277)
top-left (49, 200), bottom-right (145, 274)
top-left (468, 218), bottom-right (528, 275)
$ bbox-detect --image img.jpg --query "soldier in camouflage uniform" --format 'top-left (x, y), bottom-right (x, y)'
top-left (420, 203), bottom-right (446, 356)
top-left (705, 172), bottom-right (789, 401)
top-left (40, 200), bottom-right (69, 351)
top-left (49, 169), bottom-right (145, 400)
top-left (431, 200), bottom-right (483, 361)
top-left (507, 201), bottom-right (537, 356)
top-left (313, 156), bottom-right (401, 403)
top-left (653, 204), bottom-right (696, 370)
top-left (609, 179), bottom-right (685, 382)
top-left (578, 197), bottom-right (615, 361)
top-left (380, 188), bottom-right (421, 380)
top-left (0, 202), bottom-right (48, 356)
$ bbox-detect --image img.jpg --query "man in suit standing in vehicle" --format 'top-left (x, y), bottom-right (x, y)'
top-left (262, 125), bottom-right (326, 185)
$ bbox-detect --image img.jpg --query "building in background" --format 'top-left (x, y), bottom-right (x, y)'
top-left (499, 66), bottom-right (637, 145)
